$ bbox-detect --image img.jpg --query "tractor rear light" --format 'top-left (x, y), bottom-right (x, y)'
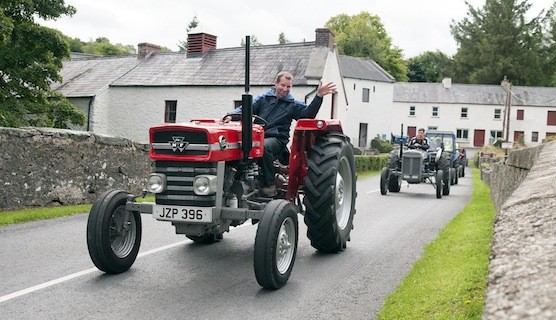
top-left (194, 175), bottom-right (217, 195)
top-left (146, 173), bottom-right (166, 193)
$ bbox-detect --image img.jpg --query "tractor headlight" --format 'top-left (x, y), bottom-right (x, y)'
top-left (194, 175), bottom-right (218, 195)
top-left (146, 173), bottom-right (166, 193)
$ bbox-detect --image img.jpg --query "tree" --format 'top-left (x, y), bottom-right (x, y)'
top-left (450, 0), bottom-right (550, 85)
top-left (0, 0), bottom-right (85, 128)
top-left (325, 11), bottom-right (408, 81)
top-left (240, 35), bottom-right (263, 47)
top-left (278, 32), bottom-right (291, 44)
top-left (407, 51), bottom-right (455, 82)
top-left (178, 15), bottom-right (199, 52)
top-left (540, 3), bottom-right (556, 86)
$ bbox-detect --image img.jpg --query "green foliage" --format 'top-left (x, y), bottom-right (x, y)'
top-left (377, 169), bottom-right (495, 319)
top-left (61, 35), bottom-right (135, 56)
top-left (178, 15), bottom-right (199, 52)
top-left (0, 0), bottom-right (85, 128)
top-left (355, 154), bottom-right (388, 173)
top-left (450, 0), bottom-right (553, 86)
top-left (325, 11), bottom-right (409, 81)
top-left (370, 137), bottom-right (394, 153)
top-left (278, 32), bottom-right (291, 44)
top-left (407, 50), bottom-right (455, 82)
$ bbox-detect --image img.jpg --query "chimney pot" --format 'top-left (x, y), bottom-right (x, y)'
top-left (187, 32), bottom-right (217, 57)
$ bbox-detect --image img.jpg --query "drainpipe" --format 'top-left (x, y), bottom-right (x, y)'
top-left (304, 87), bottom-right (318, 103)
top-left (87, 97), bottom-right (94, 131)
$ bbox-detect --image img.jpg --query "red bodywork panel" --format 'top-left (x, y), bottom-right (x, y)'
top-left (286, 119), bottom-right (344, 201)
top-left (149, 119), bottom-right (265, 162)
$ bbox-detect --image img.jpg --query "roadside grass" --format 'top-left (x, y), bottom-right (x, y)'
top-left (0, 195), bottom-right (155, 226)
top-left (376, 168), bottom-right (495, 320)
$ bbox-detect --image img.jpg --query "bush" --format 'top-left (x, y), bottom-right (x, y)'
top-left (370, 138), bottom-right (393, 153)
top-left (355, 154), bottom-right (388, 173)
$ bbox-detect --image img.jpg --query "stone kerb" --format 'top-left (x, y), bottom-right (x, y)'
top-left (0, 127), bottom-right (151, 211)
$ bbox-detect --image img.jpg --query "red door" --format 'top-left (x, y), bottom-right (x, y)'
top-left (474, 129), bottom-right (485, 147)
top-left (407, 126), bottom-right (416, 139)
top-left (514, 131), bottom-right (524, 143)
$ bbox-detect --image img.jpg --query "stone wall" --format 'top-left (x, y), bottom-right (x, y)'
top-left (0, 127), bottom-right (151, 211)
top-left (482, 141), bottom-right (556, 319)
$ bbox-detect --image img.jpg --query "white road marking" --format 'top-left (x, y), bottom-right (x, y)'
top-left (366, 189), bottom-right (380, 194)
top-left (0, 223), bottom-right (254, 303)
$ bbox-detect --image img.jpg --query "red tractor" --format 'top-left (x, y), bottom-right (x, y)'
top-left (86, 39), bottom-right (357, 290)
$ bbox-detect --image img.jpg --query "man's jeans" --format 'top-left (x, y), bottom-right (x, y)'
top-left (261, 137), bottom-right (285, 187)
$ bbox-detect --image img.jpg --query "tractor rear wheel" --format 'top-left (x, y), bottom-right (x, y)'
top-left (303, 133), bottom-right (357, 252)
top-left (439, 152), bottom-right (451, 196)
top-left (436, 170), bottom-right (443, 199)
top-left (254, 200), bottom-right (298, 289)
top-left (87, 189), bottom-right (142, 274)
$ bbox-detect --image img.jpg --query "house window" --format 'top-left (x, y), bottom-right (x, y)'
top-left (456, 129), bottom-right (469, 141)
top-left (532, 131), bottom-right (539, 142)
top-left (165, 100), bottom-right (177, 123)
top-left (427, 126), bottom-right (438, 131)
top-left (432, 106), bottom-right (439, 117)
top-left (548, 111), bottom-right (556, 125)
top-left (362, 88), bottom-right (370, 102)
top-left (409, 106), bottom-right (415, 116)
top-left (233, 100), bottom-right (242, 108)
top-left (494, 109), bottom-right (501, 119)
top-left (358, 123), bottom-right (368, 148)
top-left (517, 109), bottom-right (524, 120)
top-left (489, 130), bottom-right (503, 145)
top-left (461, 107), bottom-right (468, 118)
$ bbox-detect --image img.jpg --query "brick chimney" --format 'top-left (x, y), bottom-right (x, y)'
top-left (315, 28), bottom-right (335, 48)
top-left (138, 42), bottom-right (161, 59)
top-left (187, 32), bottom-right (217, 57)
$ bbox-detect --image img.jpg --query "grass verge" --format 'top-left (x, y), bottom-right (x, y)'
top-left (0, 195), bottom-right (155, 226)
top-left (376, 168), bottom-right (495, 320)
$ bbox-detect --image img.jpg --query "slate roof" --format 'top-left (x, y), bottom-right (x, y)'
top-left (52, 55), bottom-right (139, 97)
top-left (338, 55), bottom-right (395, 83)
top-left (393, 82), bottom-right (556, 107)
top-left (111, 42), bottom-right (329, 87)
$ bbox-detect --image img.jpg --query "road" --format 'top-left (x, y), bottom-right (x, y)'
top-left (0, 169), bottom-right (473, 320)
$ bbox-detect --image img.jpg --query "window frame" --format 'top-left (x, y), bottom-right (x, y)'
top-left (362, 88), bottom-right (370, 103)
top-left (164, 100), bottom-right (177, 123)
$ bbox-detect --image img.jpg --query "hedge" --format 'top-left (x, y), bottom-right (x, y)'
top-left (355, 154), bottom-right (389, 173)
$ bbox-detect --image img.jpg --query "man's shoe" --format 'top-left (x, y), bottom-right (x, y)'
top-left (260, 185), bottom-right (277, 197)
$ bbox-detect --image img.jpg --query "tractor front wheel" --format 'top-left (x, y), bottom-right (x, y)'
top-left (87, 189), bottom-right (142, 274)
top-left (254, 200), bottom-right (298, 290)
top-left (303, 133), bottom-right (357, 252)
top-left (380, 167), bottom-right (389, 195)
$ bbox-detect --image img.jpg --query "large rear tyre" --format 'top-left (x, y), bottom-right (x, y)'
top-left (87, 189), bottom-right (142, 274)
top-left (380, 167), bottom-right (389, 195)
top-left (254, 200), bottom-right (298, 290)
top-left (436, 170), bottom-right (443, 199)
top-left (303, 133), bottom-right (357, 252)
top-left (439, 152), bottom-right (451, 196)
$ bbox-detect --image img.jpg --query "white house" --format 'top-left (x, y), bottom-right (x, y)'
top-left (393, 78), bottom-right (556, 149)
top-left (53, 28), bottom-right (395, 146)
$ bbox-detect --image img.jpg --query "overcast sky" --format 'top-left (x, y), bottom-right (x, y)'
top-left (39, 0), bottom-right (554, 58)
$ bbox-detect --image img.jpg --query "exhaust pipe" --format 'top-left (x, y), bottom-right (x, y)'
top-left (241, 35), bottom-right (253, 161)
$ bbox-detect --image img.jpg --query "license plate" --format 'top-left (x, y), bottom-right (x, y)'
top-left (152, 205), bottom-right (212, 223)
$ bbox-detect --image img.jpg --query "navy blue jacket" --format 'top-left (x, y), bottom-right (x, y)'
top-left (230, 89), bottom-right (323, 145)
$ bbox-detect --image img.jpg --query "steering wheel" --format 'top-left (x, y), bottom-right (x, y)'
top-left (253, 115), bottom-right (267, 127)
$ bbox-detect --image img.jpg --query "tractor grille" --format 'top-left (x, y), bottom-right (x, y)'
top-left (152, 130), bottom-right (209, 156)
top-left (155, 161), bottom-right (217, 207)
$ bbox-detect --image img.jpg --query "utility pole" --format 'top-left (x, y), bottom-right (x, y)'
top-left (501, 76), bottom-right (512, 155)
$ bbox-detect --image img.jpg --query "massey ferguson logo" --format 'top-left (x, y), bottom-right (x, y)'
top-left (170, 136), bottom-right (189, 152)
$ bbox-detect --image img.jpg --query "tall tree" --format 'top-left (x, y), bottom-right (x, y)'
top-left (540, 2), bottom-right (556, 86)
top-left (451, 0), bottom-right (548, 85)
top-left (325, 11), bottom-right (408, 81)
top-left (407, 51), bottom-right (455, 82)
top-left (0, 0), bottom-right (85, 128)
top-left (178, 15), bottom-right (199, 52)
top-left (278, 32), bottom-right (291, 44)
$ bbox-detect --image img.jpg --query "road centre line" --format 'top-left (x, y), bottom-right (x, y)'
top-left (0, 222), bottom-right (253, 304)
top-left (366, 189), bottom-right (380, 194)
